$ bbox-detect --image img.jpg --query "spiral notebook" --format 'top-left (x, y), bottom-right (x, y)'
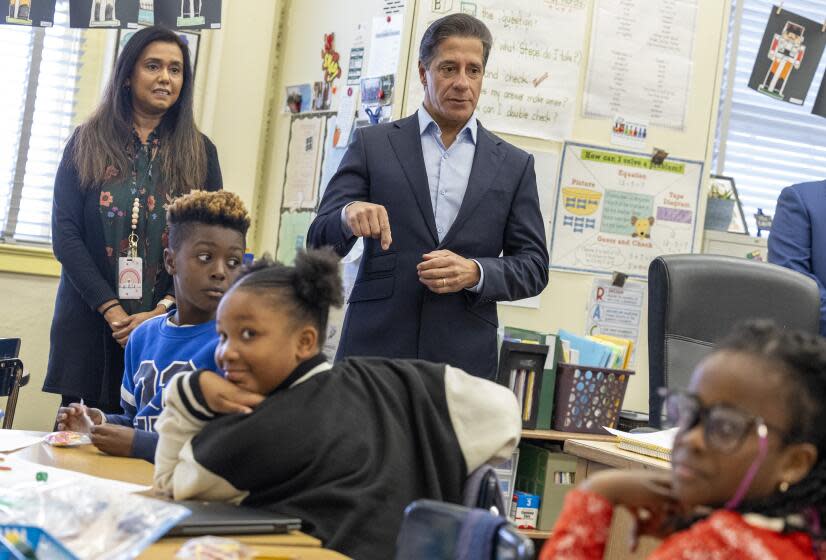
top-left (603, 427), bottom-right (678, 462)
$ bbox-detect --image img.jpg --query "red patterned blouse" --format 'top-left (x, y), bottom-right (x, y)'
top-left (540, 489), bottom-right (817, 560)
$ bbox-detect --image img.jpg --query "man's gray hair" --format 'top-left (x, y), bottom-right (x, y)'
top-left (419, 13), bottom-right (493, 68)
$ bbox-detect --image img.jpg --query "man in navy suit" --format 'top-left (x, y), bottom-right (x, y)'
top-left (307, 14), bottom-right (549, 379)
top-left (768, 181), bottom-right (826, 334)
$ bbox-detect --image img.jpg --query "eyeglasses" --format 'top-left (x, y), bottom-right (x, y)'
top-left (658, 389), bottom-right (780, 454)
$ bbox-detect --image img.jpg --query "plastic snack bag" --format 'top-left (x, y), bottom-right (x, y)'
top-left (175, 536), bottom-right (255, 560)
top-left (43, 432), bottom-right (92, 447)
top-left (0, 481), bottom-right (190, 559)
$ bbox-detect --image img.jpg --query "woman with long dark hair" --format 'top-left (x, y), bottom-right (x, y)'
top-left (44, 26), bottom-right (222, 414)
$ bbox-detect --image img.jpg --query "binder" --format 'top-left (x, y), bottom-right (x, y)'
top-left (495, 341), bottom-right (549, 429)
top-left (534, 335), bottom-right (563, 431)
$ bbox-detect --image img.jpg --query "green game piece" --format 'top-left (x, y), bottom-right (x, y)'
top-left (35, 471), bottom-right (48, 483)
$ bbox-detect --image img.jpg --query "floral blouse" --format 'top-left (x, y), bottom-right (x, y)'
top-left (99, 129), bottom-right (171, 315)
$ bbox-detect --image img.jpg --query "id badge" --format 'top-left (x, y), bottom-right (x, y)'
top-left (118, 256), bottom-right (143, 299)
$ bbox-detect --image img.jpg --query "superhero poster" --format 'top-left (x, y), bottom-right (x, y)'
top-left (748, 6), bottom-right (826, 106)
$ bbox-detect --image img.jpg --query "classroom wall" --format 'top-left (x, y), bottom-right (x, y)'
top-left (257, 0), bottom-right (732, 413)
top-left (253, 0), bottom-right (416, 252)
top-left (496, 0), bottom-right (730, 412)
top-left (0, 273), bottom-right (60, 430)
top-left (196, 0), bottom-right (285, 235)
top-left (8, 0), bottom-right (730, 427)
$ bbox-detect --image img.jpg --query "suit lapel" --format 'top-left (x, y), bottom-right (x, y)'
top-left (440, 124), bottom-right (505, 247)
top-left (388, 115), bottom-right (439, 244)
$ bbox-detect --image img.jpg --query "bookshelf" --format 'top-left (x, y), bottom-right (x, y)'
top-left (513, 430), bottom-right (616, 542)
top-left (518, 528), bottom-right (552, 540)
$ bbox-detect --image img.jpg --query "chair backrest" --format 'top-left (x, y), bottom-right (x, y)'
top-left (0, 338), bottom-right (21, 359)
top-left (394, 500), bottom-right (534, 560)
top-left (0, 358), bottom-right (26, 429)
top-left (463, 464), bottom-right (507, 515)
top-left (648, 254), bottom-right (820, 425)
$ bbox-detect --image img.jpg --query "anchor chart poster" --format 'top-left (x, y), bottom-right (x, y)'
top-left (549, 143), bottom-right (703, 277)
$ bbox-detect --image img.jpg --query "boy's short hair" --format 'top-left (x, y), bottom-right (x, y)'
top-left (166, 190), bottom-right (251, 250)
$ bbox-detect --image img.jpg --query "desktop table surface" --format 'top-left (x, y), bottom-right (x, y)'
top-left (563, 438), bottom-right (671, 472)
top-left (7, 431), bottom-right (349, 559)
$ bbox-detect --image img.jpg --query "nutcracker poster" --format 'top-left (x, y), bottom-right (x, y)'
top-left (3, 0), bottom-right (57, 26)
top-left (69, 0), bottom-right (139, 29)
top-left (153, 0), bottom-right (221, 30)
top-left (748, 6), bottom-right (826, 106)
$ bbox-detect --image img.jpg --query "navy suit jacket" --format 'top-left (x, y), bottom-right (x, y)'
top-left (307, 113), bottom-right (549, 379)
top-left (768, 180), bottom-right (826, 334)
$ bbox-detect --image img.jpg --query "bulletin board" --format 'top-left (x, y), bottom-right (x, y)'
top-left (275, 112), bottom-right (357, 265)
top-left (275, 113), bottom-right (329, 265)
top-left (549, 142), bottom-right (703, 277)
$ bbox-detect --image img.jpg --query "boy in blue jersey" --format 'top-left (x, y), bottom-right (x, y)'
top-left (56, 190), bottom-right (250, 461)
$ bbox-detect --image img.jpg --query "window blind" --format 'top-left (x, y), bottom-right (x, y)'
top-left (715, 0), bottom-right (826, 236)
top-left (0, 0), bottom-right (83, 244)
top-left (0, 24), bottom-right (33, 237)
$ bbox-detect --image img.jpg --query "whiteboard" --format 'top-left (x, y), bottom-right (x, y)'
top-left (405, 0), bottom-right (588, 140)
top-left (549, 142), bottom-right (703, 277)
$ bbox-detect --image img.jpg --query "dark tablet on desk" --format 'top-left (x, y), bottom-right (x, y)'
top-left (166, 500), bottom-right (302, 536)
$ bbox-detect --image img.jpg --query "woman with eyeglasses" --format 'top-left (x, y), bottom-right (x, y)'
top-left (540, 320), bottom-right (826, 559)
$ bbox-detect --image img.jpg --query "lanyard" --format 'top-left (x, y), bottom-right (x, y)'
top-left (128, 141), bottom-right (158, 259)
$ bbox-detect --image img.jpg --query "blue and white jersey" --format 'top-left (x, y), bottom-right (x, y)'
top-left (105, 311), bottom-right (218, 461)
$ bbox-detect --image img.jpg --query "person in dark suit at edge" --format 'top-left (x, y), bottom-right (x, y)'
top-left (768, 180), bottom-right (826, 334)
top-left (307, 13), bottom-right (548, 379)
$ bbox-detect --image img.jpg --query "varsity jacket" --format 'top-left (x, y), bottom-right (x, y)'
top-left (154, 355), bottom-right (520, 560)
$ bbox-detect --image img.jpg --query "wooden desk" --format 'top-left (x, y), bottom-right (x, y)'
top-left (13, 431), bottom-right (155, 486)
top-left (564, 439), bottom-right (670, 480)
top-left (563, 438), bottom-right (670, 560)
top-left (139, 539), bottom-right (349, 559)
top-left (7, 431), bottom-right (345, 558)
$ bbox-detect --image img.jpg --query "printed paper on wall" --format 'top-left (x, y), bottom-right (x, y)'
top-left (550, 143), bottom-right (703, 277)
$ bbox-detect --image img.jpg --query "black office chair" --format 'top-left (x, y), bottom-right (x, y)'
top-left (394, 500), bottom-right (534, 560)
top-left (0, 338), bottom-right (29, 429)
top-left (647, 255), bottom-right (820, 425)
top-left (0, 359), bottom-right (29, 429)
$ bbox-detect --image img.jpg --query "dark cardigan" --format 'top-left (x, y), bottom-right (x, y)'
top-left (43, 130), bottom-right (222, 411)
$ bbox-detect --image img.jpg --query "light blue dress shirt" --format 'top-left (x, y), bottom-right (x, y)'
top-left (341, 105), bottom-right (484, 291)
top-left (417, 106), bottom-right (477, 242)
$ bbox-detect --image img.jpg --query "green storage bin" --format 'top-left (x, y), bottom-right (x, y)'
top-left (515, 444), bottom-right (578, 531)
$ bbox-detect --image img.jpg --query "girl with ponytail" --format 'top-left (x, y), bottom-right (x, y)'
top-left (152, 248), bottom-right (522, 560)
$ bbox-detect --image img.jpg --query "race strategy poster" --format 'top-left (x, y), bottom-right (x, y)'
top-left (549, 143), bottom-right (703, 277)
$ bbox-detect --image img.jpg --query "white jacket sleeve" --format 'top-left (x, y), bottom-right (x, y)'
top-left (153, 371), bottom-right (247, 503)
top-left (443, 365), bottom-right (522, 472)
